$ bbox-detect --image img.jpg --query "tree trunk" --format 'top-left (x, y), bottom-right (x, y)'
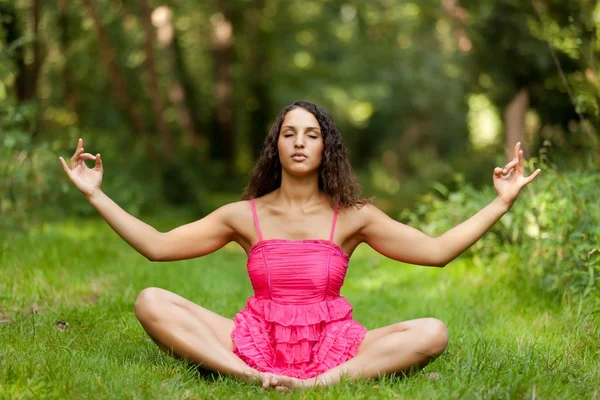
top-left (503, 88), bottom-right (529, 162)
top-left (210, 1), bottom-right (235, 164)
top-left (138, 0), bottom-right (174, 159)
top-left (151, 5), bottom-right (203, 151)
top-left (28, 0), bottom-right (42, 101)
top-left (246, 0), bottom-right (271, 158)
top-left (81, 0), bottom-right (150, 141)
top-left (57, 0), bottom-right (79, 114)
top-left (172, 31), bottom-right (204, 146)
top-left (1, 3), bottom-right (27, 102)
top-left (27, 0), bottom-right (45, 139)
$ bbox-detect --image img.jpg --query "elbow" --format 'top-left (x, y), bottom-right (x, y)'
top-left (146, 246), bottom-right (167, 262)
top-left (432, 243), bottom-right (449, 267)
top-left (431, 253), bottom-right (452, 268)
top-left (431, 250), bottom-right (451, 268)
top-left (146, 253), bottom-right (161, 262)
top-left (145, 235), bottom-right (165, 262)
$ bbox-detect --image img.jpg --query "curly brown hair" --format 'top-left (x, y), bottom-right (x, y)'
top-left (241, 101), bottom-right (372, 209)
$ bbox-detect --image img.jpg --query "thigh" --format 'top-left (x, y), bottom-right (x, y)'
top-left (357, 318), bottom-right (434, 352)
top-left (142, 287), bottom-right (235, 350)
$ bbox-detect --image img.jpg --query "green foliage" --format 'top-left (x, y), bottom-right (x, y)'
top-left (1, 219), bottom-right (599, 398)
top-left (2, 0), bottom-right (599, 230)
top-left (0, 104), bottom-right (165, 232)
top-left (400, 167), bottom-right (600, 302)
top-left (0, 104), bottom-right (63, 232)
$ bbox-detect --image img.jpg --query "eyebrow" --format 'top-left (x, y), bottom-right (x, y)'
top-left (282, 125), bottom-right (321, 132)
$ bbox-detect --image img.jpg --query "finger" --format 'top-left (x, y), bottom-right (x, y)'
top-left (70, 146), bottom-right (84, 160)
top-left (502, 169), bottom-right (514, 180)
top-left (524, 168), bottom-right (541, 184)
top-left (59, 156), bottom-right (72, 176)
top-left (94, 153), bottom-right (103, 171)
top-left (514, 142), bottom-right (520, 160)
top-left (72, 139), bottom-right (83, 157)
top-left (71, 147), bottom-right (85, 169)
top-left (80, 153), bottom-right (97, 159)
top-left (518, 149), bottom-right (525, 174)
top-left (275, 386), bottom-right (289, 392)
top-left (493, 167), bottom-right (504, 178)
top-left (502, 159), bottom-right (518, 174)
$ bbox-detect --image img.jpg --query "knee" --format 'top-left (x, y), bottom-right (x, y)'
top-left (419, 318), bottom-right (449, 356)
top-left (134, 287), bottom-right (166, 322)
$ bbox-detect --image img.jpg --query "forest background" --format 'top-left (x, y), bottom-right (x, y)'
top-left (2, 0), bottom-right (600, 302)
top-left (1, 1), bottom-right (600, 397)
top-left (2, 0), bottom-right (599, 221)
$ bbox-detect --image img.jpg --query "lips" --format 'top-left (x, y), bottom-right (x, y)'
top-left (291, 153), bottom-right (307, 162)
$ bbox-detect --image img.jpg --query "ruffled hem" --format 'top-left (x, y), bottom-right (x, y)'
top-left (245, 296), bottom-right (353, 326)
top-left (231, 297), bottom-right (367, 379)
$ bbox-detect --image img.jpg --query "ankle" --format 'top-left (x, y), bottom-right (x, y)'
top-left (304, 375), bottom-right (328, 388)
top-left (236, 368), bottom-right (261, 383)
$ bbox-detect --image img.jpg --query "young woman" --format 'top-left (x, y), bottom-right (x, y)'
top-left (59, 101), bottom-right (541, 391)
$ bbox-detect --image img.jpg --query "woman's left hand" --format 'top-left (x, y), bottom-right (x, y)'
top-left (493, 142), bottom-right (541, 209)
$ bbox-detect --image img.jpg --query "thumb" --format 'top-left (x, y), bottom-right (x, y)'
top-left (94, 153), bottom-right (103, 171)
top-left (524, 168), bottom-right (542, 185)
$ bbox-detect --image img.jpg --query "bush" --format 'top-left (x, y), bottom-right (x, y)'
top-left (0, 105), bottom-right (164, 232)
top-left (400, 168), bottom-right (600, 302)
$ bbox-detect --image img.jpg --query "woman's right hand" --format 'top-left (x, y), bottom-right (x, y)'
top-left (59, 138), bottom-right (104, 198)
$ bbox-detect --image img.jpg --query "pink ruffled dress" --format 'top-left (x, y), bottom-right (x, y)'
top-left (230, 199), bottom-right (367, 379)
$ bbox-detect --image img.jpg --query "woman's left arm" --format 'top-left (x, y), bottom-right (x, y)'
top-left (361, 142), bottom-right (541, 267)
top-left (436, 142), bottom-right (541, 265)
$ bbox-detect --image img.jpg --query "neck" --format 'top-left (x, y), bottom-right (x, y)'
top-left (275, 170), bottom-right (324, 208)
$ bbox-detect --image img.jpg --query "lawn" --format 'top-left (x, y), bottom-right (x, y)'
top-left (1, 215), bottom-right (598, 399)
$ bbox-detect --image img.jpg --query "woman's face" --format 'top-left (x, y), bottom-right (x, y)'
top-left (277, 107), bottom-right (324, 177)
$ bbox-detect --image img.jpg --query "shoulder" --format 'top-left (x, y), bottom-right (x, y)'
top-left (340, 202), bottom-right (382, 221)
top-left (221, 200), bottom-right (251, 214)
top-left (339, 202), bottom-right (386, 238)
top-left (209, 200), bottom-right (252, 225)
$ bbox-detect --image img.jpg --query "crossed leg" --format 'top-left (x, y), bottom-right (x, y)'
top-left (134, 288), bottom-right (264, 384)
top-left (318, 318), bottom-right (448, 384)
top-left (134, 287), bottom-right (448, 391)
top-left (263, 318), bottom-right (449, 390)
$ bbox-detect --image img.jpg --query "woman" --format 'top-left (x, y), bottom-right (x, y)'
top-left (59, 101), bottom-right (541, 391)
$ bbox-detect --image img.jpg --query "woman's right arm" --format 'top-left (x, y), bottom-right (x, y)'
top-left (60, 138), bottom-right (237, 262)
top-left (87, 191), bottom-right (237, 262)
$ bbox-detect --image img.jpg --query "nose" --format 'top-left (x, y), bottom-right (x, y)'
top-left (294, 135), bottom-right (305, 149)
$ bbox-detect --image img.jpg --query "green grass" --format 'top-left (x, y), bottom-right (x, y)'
top-left (1, 215), bottom-right (599, 399)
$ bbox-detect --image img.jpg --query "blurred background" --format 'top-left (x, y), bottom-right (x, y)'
top-left (1, 0), bottom-right (599, 231)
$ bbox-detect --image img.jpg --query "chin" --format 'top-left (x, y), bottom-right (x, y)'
top-left (283, 164), bottom-right (319, 177)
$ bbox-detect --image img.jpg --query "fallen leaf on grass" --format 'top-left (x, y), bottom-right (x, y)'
top-left (55, 320), bottom-right (70, 331)
top-left (0, 310), bottom-right (12, 324)
top-left (86, 294), bottom-right (100, 303)
top-left (425, 372), bottom-right (441, 381)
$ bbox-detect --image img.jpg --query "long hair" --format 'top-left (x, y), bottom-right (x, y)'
top-left (241, 101), bottom-right (372, 209)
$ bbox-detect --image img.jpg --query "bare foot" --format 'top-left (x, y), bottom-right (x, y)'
top-left (260, 373), bottom-right (314, 391)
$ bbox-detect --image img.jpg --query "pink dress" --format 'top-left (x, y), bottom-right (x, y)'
top-left (230, 199), bottom-right (367, 379)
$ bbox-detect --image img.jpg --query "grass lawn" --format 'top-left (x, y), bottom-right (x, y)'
top-left (1, 215), bottom-right (599, 399)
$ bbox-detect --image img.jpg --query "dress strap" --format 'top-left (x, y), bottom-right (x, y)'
top-left (329, 204), bottom-right (339, 242)
top-left (249, 199), bottom-right (263, 242)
